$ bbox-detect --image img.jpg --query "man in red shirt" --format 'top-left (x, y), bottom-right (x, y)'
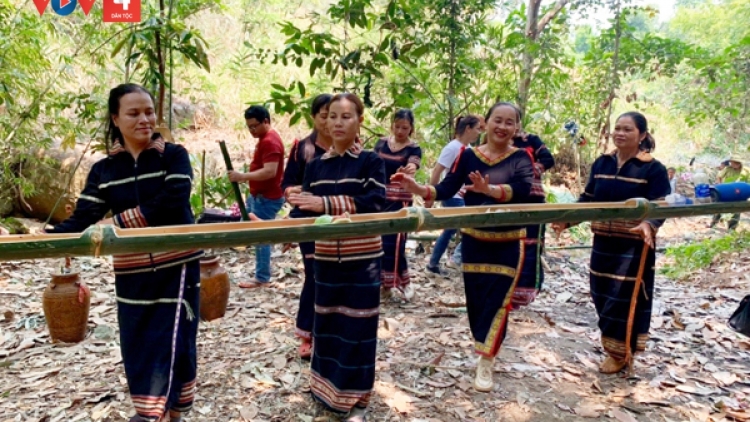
top-left (228, 105), bottom-right (285, 288)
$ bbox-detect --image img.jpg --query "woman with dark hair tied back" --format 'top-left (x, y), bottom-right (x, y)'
top-left (396, 102), bottom-right (533, 393)
top-left (509, 107), bottom-right (555, 308)
top-left (552, 111), bottom-right (669, 375)
top-left (373, 108), bottom-right (422, 301)
top-left (281, 93), bottom-right (333, 359)
top-left (46, 84), bottom-right (202, 422)
top-left (288, 93), bottom-right (386, 422)
top-left (426, 114), bottom-right (483, 275)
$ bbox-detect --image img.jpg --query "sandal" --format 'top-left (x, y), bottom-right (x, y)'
top-left (599, 356), bottom-right (627, 374)
top-left (298, 340), bottom-right (312, 359)
top-left (238, 280), bottom-right (270, 289)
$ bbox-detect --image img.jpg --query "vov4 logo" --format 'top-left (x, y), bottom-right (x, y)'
top-left (104, 0), bottom-right (141, 23)
top-left (31, 0), bottom-right (141, 22)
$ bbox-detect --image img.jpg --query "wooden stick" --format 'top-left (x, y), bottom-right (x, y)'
top-left (218, 140), bottom-right (249, 221)
top-left (624, 241), bottom-right (651, 374)
top-left (200, 150), bottom-right (206, 212)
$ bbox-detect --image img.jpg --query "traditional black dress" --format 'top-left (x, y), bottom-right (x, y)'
top-left (511, 134), bottom-right (554, 307)
top-left (579, 151), bottom-right (669, 361)
top-left (48, 138), bottom-right (202, 421)
top-left (373, 138), bottom-right (422, 291)
top-left (281, 132), bottom-right (329, 342)
top-left (298, 144), bottom-right (386, 413)
top-left (427, 147), bottom-right (533, 357)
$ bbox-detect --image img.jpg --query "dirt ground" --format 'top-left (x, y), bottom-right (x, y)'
top-left (1, 216), bottom-right (749, 422)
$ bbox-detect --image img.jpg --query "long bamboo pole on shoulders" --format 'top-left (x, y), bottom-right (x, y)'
top-left (2, 199), bottom-right (750, 262)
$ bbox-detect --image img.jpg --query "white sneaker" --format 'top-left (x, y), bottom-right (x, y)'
top-left (402, 284), bottom-right (415, 301)
top-left (474, 356), bottom-right (494, 392)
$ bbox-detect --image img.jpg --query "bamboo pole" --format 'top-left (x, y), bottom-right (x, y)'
top-left (2, 200), bottom-right (750, 261)
top-left (217, 140), bottom-right (249, 221)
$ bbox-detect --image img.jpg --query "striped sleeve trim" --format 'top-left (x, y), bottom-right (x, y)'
top-left (493, 184), bottom-right (513, 202)
top-left (165, 173), bottom-right (192, 181)
top-left (323, 195), bottom-right (356, 215)
top-left (408, 155), bottom-right (421, 167)
top-left (79, 194), bottom-right (105, 204)
top-left (114, 206), bottom-right (148, 228)
top-left (426, 185), bottom-right (437, 201)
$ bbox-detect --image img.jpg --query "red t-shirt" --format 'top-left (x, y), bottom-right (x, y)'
top-left (249, 129), bottom-right (285, 199)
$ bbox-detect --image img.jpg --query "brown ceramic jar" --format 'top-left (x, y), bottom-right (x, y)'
top-left (42, 271), bottom-right (90, 343)
top-left (199, 256), bottom-right (230, 321)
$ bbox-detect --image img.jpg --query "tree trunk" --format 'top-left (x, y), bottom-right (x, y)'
top-left (517, 0), bottom-right (571, 118)
top-left (447, 1), bottom-right (458, 141)
top-left (600, 1), bottom-right (622, 153)
top-left (155, 0), bottom-right (167, 124)
top-left (517, 0), bottom-right (541, 117)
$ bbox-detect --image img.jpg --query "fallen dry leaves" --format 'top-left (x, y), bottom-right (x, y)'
top-left (0, 216), bottom-right (749, 421)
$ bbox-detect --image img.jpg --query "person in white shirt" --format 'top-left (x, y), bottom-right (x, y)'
top-left (426, 115), bottom-right (484, 275)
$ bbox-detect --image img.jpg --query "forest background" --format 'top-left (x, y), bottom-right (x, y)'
top-left (0, 0), bottom-right (749, 222)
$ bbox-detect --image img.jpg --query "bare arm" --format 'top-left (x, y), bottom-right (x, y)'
top-left (228, 162), bottom-right (279, 182)
top-left (430, 163), bottom-right (447, 185)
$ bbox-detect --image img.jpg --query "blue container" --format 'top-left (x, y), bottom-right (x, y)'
top-left (710, 182), bottom-right (750, 202)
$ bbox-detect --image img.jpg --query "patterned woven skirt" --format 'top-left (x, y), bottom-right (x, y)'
top-left (115, 260), bottom-right (200, 421)
top-left (311, 258), bottom-right (381, 413)
top-left (589, 234), bottom-right (655, 360)
top-left (461, 228), bottom-right (525, 358)
top-left (511, 223), bottom-right (544, 308)
top-left (295, 241), bottom-right (316, 341)
top-left (380, 233), bottom-right (409, 290)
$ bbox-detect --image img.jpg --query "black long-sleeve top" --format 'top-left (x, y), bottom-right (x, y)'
top-left (300, 144), bottom-right (387, 262)
top-left (579, 151), bottom-right (670, 235)
top-left (47, 138), bottom-right (202, 274)
top-left (513, 133), bottom-right (554, 199)
top-left (426, 147), bottom-right (533, 234)
top-left (373, 138), bottom-right (422, 209)
top-left (281, 132), bottom-right (328, 218)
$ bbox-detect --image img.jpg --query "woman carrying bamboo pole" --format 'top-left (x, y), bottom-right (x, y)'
top-left (396, 102), bottom-right (533, 393)
top-left (288, 93), bottom-right (386, 422)
top-left (46, 84), bottom-right (203, 422)
top-left (511, 123), bottom-right (555, 308)
top-left (552, 112), bottom-right (670, 374)
top-left (281, 93), bottom-right (333, 359)
top-left (373, 109), bottom-right (422, 301)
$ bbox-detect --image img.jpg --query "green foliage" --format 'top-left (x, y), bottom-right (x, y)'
top-left (662, 230), bottom-right (750, 279)
top-left (2, 0), bottom-right (748, 216)
top-left (0, 217), bottom-right (27, 234)
top-left (0, 0), bottom-right (114, 198)
top-left (254, 0), bottom-right (402, 127)
top-left (188, 154), bottom-right (235, 216)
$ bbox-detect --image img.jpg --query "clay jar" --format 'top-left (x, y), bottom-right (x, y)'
top-left (42, 271), bottom-right (90, 343)
top-left (199, 256), bottom-right (230, 321)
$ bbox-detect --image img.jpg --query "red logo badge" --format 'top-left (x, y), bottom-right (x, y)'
top-left (103, 0), bottom-right (140, 22)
